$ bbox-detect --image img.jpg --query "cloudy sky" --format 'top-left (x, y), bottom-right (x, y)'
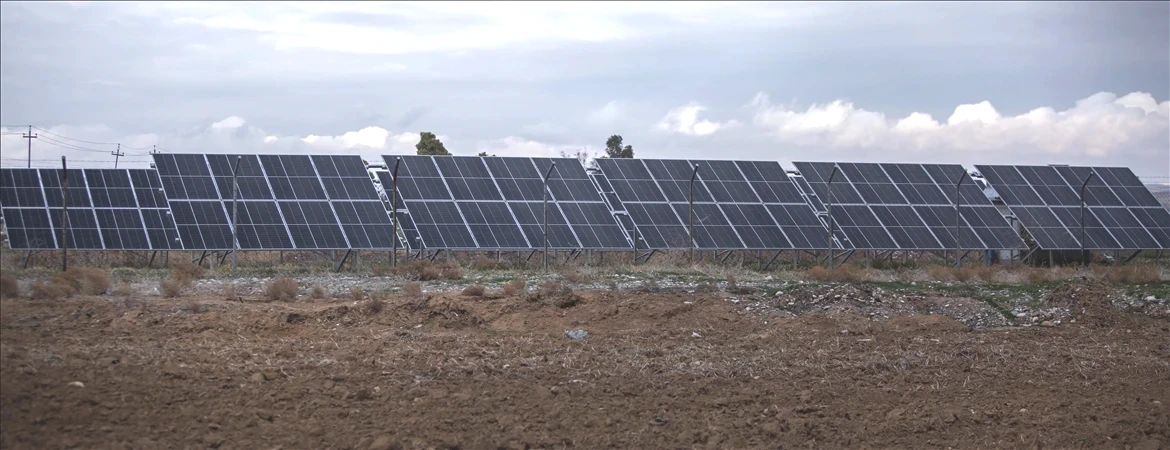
top-left (1, 1), bottom-right (1168, 179)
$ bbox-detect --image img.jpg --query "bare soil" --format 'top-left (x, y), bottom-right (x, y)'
top-left (2, 279), bottom-right (1168, 449)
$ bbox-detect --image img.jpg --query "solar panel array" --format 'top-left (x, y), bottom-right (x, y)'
top-left (380, 155), bottom-right (630, 250)
top-left (0, 168), bottom-right (182, 249)
top-left (976, 165), bottom-right (1170, 250)
top-left (594, 158), bottom-right (828, 249)
top-left (793, 162), bottom-right (1026, 250)
top-left (152, 154), bottom-right (396, 250)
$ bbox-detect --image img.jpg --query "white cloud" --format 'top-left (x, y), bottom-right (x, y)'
top-left (750, 91), bottom-right (1170, 157)
top-left (588, 100), bottom-right (626, 124)
top-left (210, 115), bottom-right (246, 129)
top-left (656, 103), bottom-right (739, 136)
top-left (476, 136), bottom-right (594, 160)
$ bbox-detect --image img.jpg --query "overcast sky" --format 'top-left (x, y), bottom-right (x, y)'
top-left (1, 1), bottom-right (1167, 179)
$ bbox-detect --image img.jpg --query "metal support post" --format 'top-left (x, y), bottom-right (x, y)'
top-left (689, 164), bottom-right (700, 263)
top-left (1079, 172), bottom-right (1094, 267)
top-left (825, 164), bottom-right (841, 269)
top-left (391, 157), bottom-right (401, 268)
top-left (230, 156), bottom-right (242, 279)
top-left (60, 157), bottom-right (69, 272)
top-left (953, 169), bottom-right (967, 268)
top-left (541, 162), bottom-right (557, 273)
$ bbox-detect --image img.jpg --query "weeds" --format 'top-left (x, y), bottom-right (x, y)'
top-left (439, 260), bottom-right (464, 280)
top-left (472, 256), bottom-right (501, 271)
top-left (360, 298), bottom-right (385, 315)
top-left (561, 270), bottom-right (586, 284)
top-left (265, 277), bottom-right (298, 302)
top-left (372, 265), bottom-right (389, 277)
top-left (804, 265), bottom-right (863, 283)
top-left (402, 281), bottom-right (423, 297)
top-left (502, 278), bottom-right (527, 296)
top-left (160, 278), bottom-right (183, 298)
top-left (311, 286), bottom-right (326, 299)
top-left (0, 274), bottom-right (19, 299)
top-left (170, 262), bottom-right (205, 283)
top-left (350, 287), bottom-right (366, 301)
top-left (1095, 265), bottom-right (1161, 284)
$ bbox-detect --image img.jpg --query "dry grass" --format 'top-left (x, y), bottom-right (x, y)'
top-left (112, 283), bottom-right (134, 297)
top-left (439, 260), bottom-right (464, 280)
top-left (350, 287), bottom-right (366, 301)
top-left (1022, 267), bottom-right (1050, 284)
top-left (927, 266), bottom-right (953, 282)
top-left (0, 274), bottom-right (19, 299)
top-left (502, 278), bottom-right (527, 296)
top-left (221, 284), bottom-right (238, 300)
top-left (170, 262), bottom-right (205, 283)
top-left (402, 281), bottom-right (423, 297)
top-left (360, 298), bottom-right (384, 315)
top-left (50, 268), bottom-right (110, 296)
top-left (265, 277), bottom-right (298, 302)
top-left (29, 280), bottom-right (70, 300)
top-left (804, 265), bottom-right (864, 283)
top-left (160, 278), bottom-right (183, 298)
top-left (311, 286), bottom-right (326, 299)
top-left (461, 284), bottom-right (486, 297)
top-left (972, 266), bottom-right (996, 282)
top-left (724, 274), bottom-right (755, 294)
top-left (392, 260), bottom-right (455, 281)
top-left (560, 270), bottom-right (586, 284)
top-left (471, 256), bottom-right (501, 271)
top-left (371, 265), bottom-right (389, 277)
top-left (1094, 265), bottom-right (1161, 284)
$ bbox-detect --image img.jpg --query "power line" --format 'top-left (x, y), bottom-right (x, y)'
top-left (31, 126), bottom-right (121, 146)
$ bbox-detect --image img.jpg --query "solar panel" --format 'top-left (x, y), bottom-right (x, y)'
top-left (977, 165), bottom-right (1169, 250)
top-left (794, 162), bottom-right (1025, 250)
top-left (594, 158), bottom-right (827, 250)
top-left (0, 168), bottom-right (182, 250)
top-left (381, 155), bottom-right (630, 250)
top-left (152, 154), bottom-right (391, 250)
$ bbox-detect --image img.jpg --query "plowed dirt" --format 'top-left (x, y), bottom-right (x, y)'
top-left (2, 280), bottom-right (1168, 449)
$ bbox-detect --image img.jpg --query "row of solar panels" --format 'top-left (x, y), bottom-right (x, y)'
top-left (1, 154), bottom-right (1167, 251)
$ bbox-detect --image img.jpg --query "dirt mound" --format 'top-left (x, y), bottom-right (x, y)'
top-left (1041, 280), bottom-right (1147, 328)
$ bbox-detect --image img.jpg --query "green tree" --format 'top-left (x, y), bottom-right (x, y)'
top-left (604, 135), bottom-right (634, 158)
top-left (477, 151), bottom-right (495, 157)
top-left (416, 132), bottom-right (451, 156)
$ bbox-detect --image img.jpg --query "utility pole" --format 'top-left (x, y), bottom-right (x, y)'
top-left (150, 145), bottom-right (160, 155)
top-left (111, 143), bottom-right (125, 169)
top-left (22, 126), bottom-right (37, 168)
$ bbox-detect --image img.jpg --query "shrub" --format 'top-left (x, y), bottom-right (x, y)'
top-left (561, 270), bottom-right (585, 284)
top-left (972, 266), bottom-right (996, 282)
top-left (360, 298), bottom-right (384, 315)
top-left (439, 260), bottom-right (464, 280)
top-left (1023, 267), bottom-right (1049, 284)
top-left (113, 283), bottom-right (134, 297)
top-left (461, 284), bottom-right (486, 297)
top-left (804, 265), bottom-right (863, 283)
top-left (502, 278), bottom-right (527, 296)
top-left (926, 266), bottom-right (953, 282)
top-left (30, 280), bottom-right (70, 300)
top-left (52, 268), bottom-right (109, 296)
top-left (265, 277), bottom-right (298, 302)
top-left (171, 262), bottom-right (205, 283)
top-left (1096, 265), bottom-right (1161, 284)
top-left (160, 278), bottom-right (183, 298)
top-left (471, 256), bottom-right (500, 271)
top-left (402, 281), bottom-right (423, 297)
top-left (311, 286), bottom-right (326, 299)
top-left (221, 284), bottom-right (238, 299)
top-left (951, 267), bottom-right (975, 283)
top-left (393, 260), bottom-right (443, 281)
top-left (350, 287), bottom-right (366, 301)
top-left (372, 265), bottom-right (389, 277)
top-left (0, 274), bottom-right (19, 299)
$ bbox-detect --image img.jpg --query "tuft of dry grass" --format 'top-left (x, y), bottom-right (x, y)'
top-left (502, 278), bottom-right (527, 296)
top-left (439, 260), bottom-right (464, 280)
top-left (461, 284), bottom-right (486, 297)
top-left (360, 298), bottom-right (384, 315)
top-left (402, 281), bottom-right (423, 297)
top-left (560, 270), bottom-right (586, 284)
top-left (471, 256), bottom-right (501, 271)
top-left (221, 284), bottom-right (238, 300)
top-left (804, 265), bottom-right (864, 283)
top-left (1094, 265), bottom-right (1161, 284)
top-left (30, 280), bottom-right (70, 300)
top-left (0, 274), bottom-right (19, 299)
top-left (927, 266), bottom-right (953, 282)
top-left (1022, 267), bottom-right (1050, 284)
top-left (265, 277), bottom-right (298, 302)
top-left (972, 266), bottom-right (996, 282)
top-left (160, 278), bottom-right (183, 298)
top-left (371, 265), bottom-right (389, 277)
top-left (349, 287), bottom-right (366, 301)
top-left (951, 267), bottom-right (975, 283)
top-left (170, 262), bottom-right (205, 283)
top-left (724, 274), bottom-right (755, 294)
top-left (311, 286), bottom-right (326, 299)
top-left (113, 282), bottom-right (134, 297)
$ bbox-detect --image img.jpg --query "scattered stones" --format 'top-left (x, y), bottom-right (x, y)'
top-left (564, 330), bottom-right (589, 340)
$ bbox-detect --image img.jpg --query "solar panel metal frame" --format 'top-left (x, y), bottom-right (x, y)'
top-left (381, 155), bottom-right (632, 251)
top-left (593, 158), bottom-right (830, 250)
top-left (0, 168), bottom-right (183, 250)
top-left (151, 153), bottom-right (393, 251)
top-left (976, 164), bottom-right (1169, 250)
top-left (793, 161), bottom-right (1026, 251)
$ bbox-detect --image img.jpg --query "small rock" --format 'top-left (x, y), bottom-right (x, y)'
top-left (840, 329), bottom-right (849, 335)
top-left (368, 435), bottom-right (398, 450)
top-left (886, 408), bottom-right (905, 419)
top-left (1146, 296), bottom-right (1157, 302)
top-left (250, 373), bottom-right (266, 383)
top-left (324, 380), bottom-right (336, 390)
top-left (68, 381), bottom-right (85, 388)
top-left (691, 332), bottom-right (702, 338)
top-left (650, 416), bottom-right (669, 426)
top-left (1040, 321), bottom-right (1055, 327)
top-left (564, 329), bottom-right (589, 340)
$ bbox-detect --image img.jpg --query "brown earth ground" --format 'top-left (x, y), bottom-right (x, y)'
top-left (2, 280), bottom-right (1169, 449)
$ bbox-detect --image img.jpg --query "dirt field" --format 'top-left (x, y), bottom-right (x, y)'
top-left (2, 274), bottom-right (1169, 449)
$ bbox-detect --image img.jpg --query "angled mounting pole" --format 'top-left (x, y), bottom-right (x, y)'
top-left (60, 156), bottom-right (68, 272)
top-left (391, 157), bottom-right (401, 268)
top-left (111, 143), bottom-right (125, 169)
top-left (1079, 171), bottom-right (1095, 267)
top-left (230, 156), bottom-right (242, 278)
top-left (953, 169), bottom-right (967, 268)
top-left (825, 164), bottom-right (841, 269)
top-left (689, 164), bottom-right (700, 263)
top-left (541, 162), bottom-right (557, 273)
